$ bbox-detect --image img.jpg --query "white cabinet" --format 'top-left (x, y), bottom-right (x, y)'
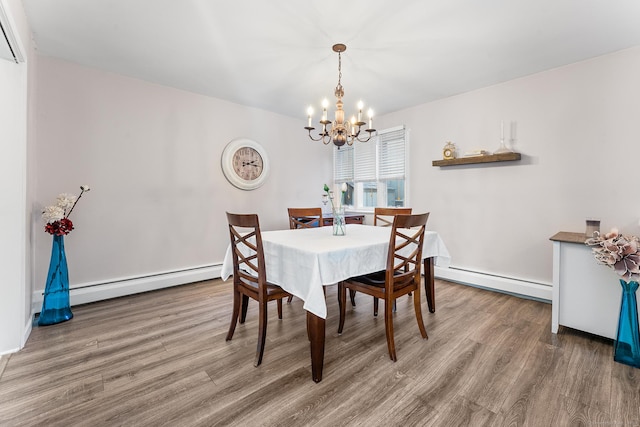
top-left (551, 232), bottom-right (639, 339)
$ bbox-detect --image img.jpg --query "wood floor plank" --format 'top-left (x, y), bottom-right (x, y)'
top-left (551, 395), bottom-right (612, 426)
top-left (494, 340), bottom-right (570, 426)
top-left (427, 394), bottom-right (496, 427)
top-left (560, 329), bottom-right (613, 415)
top-left (609, 357), bottom-right (640, 426)
top-left (461, 318), bottom-right (541, 413)
top-left (1, 279), bottom-right (638, 426)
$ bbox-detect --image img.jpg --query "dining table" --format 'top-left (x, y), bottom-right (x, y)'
top-left (221, 223), bottom-right (451, 382)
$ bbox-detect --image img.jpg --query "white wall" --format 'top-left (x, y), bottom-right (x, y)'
top-left (379, 46), bottom-right (640, 293)
top-left (0, 0), bottom-right (30, 355)
top-left (31, 57), bottom-right (332, 309)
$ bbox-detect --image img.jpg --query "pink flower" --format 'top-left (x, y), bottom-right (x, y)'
top-left (586, 228), bottom-right (640, 282)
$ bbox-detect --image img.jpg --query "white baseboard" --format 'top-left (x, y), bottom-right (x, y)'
top-left (0, 318), bottom-right (31, 357)
top-left (434, 266), bottom-right (552, 302)
top-left (31, 264), bottom-right (223, 314)
top-left (22, 317), bottom-right (32, 347)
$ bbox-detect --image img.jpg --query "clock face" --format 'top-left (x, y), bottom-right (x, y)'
top-left (221, 138), bottom-right (270, 190)
top-left (443, 142), bottom-right (456, 159)
top-left (232, 147), bottom-right (264, 181)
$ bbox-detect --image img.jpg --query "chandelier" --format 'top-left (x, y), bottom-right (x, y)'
top-left (304, 44), bottom-right (375, 147)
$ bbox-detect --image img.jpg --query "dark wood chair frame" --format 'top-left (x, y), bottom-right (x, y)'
top-left (338, 213), bottom-right (429, 361)
top-left (373, 207), bottom-right (413, 227)
top-left (359, 207), bottom-right (414, 315)
top-left (287, 207), bottom-right (323, 229)
top-left (225, 212), bottom-right (292, 367)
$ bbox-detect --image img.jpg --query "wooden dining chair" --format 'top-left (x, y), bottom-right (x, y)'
top-left (287, 207), bottom-right (323, 229)
top-left (374, 207), bottom-right (413, 227)
top-left (225, 212), bottom-right (292, 367)
top-left (357, 207), bottom-right (413, 315)
top-left (338, 213), bottom-right (429, 361)
top-left (286, 207), bottom-right (324, 303)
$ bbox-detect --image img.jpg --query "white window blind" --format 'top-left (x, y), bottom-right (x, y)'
top-left (333, 145), bottom-right (353, 182)
top-left (378, 127), bottom-right (406, 180)
top-left (354, 138), bottom-right (376, 182)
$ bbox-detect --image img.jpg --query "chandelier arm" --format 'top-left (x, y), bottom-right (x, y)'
top-left (305, 127), bottom-right (327, 142)
top-left (354, 129), bottom-right (377, 143)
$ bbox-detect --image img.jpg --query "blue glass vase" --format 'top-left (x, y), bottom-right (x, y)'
top-left (38, 234), bottom-right (73, 326)
top-left (613, 279), bottom-right (640, 368)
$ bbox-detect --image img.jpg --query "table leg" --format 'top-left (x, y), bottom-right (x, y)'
top-left (424, 257), bottom-right (435, 313)
top-left (307, 311), bottom-right (325, 383)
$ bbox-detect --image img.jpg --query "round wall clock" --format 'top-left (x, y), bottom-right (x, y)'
top-left (221, 138), bottom-right (270, 190)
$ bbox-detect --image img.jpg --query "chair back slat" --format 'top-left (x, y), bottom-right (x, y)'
top-left (374, 207), bottom-right (412, 227)
top-left (288, 207), bottom-right (323, 229)
top-left (226, 212), bottom-right (267, 294)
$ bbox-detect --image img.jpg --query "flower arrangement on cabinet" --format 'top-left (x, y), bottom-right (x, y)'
top-left (585, 228), bottom-right (640, 282)
top-left (42, 185), bottom-right (90, 236)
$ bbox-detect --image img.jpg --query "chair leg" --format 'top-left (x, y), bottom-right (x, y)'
top-left (277, 298), bottom-right (283, 319)
top-left (384, 299), bottom-right (397, 362)
top-left (255, 300), bottom-right (268, 367)
top-left (349, 289), bottom-right (356, 307)
top-left (373, 297), bottom-right (379, 317)
top-left (338, 282), bottom-right (347, 334)
top-left (240, 294), bottom-right (250, 323)
top-left (414, 288), bottom-right (428, 340)
top-left (226, 289), bottom-right (241, 341)
top-left (287, 295), bottom-right (294, 304)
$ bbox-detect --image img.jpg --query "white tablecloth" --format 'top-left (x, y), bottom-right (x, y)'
top-left (221, 224), bottom-right (451, 319)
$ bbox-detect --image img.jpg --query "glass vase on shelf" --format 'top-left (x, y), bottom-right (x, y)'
top-left (332, 207), bottom-right (346, 236)
top-left (38, 234), bottom-right (73, 326)
top-left (613, 279), bottom-right (640, 368)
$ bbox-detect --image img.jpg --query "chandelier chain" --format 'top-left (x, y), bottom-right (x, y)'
top-left (338, 51), bottom-right (342, 87)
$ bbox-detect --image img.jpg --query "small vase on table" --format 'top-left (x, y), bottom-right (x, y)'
top-left (332, 207), bottom-right (346, 236)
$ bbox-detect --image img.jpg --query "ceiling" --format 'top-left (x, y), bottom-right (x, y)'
top-left (22, 0), bottom-right (640, 120)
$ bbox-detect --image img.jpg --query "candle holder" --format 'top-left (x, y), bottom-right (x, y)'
top-left (494, 120), bottom-right (514, 154)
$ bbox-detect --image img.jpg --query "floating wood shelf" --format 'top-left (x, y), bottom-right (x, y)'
top-left (432, 152), bottom-right (521, 167)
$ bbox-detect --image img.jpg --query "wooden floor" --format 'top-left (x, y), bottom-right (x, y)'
top-left (1, 279), bottom-right (638, 426)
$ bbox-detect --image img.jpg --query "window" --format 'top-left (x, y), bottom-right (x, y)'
top-left (333, 126), bottom-right (407, 210)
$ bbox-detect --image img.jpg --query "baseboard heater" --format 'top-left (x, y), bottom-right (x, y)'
top-left (31, 264), bottom-right (223, 313)
top-left (31, 263), bottom-right (551, 314)
top-left (434, 265), bottom-right (552, 302)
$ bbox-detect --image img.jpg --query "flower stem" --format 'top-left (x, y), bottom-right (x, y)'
top-left (66, 188), bottom-right (85, 219)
